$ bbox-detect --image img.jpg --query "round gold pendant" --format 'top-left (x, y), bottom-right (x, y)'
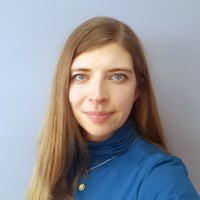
top-left (79, 183), bottom-right (85, 191)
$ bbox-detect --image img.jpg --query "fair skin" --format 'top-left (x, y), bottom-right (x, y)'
top-left (69, 43), bottom-right (138, 142)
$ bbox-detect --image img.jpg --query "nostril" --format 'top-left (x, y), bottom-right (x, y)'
top-left (88, 82), bottom-right (108, 103)
top-left (89, 96), bottom-right (108, 103)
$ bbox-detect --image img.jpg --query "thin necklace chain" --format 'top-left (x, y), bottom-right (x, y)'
top-left (88, 137), bottom-right (137, 171)
top-left (88, 154), bottom-right (118, 171)
top-left (78, 137), bottom-right (137, 191)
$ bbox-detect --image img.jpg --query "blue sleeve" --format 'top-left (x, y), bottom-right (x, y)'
top-left (138, 155), bottom-right (200, 200)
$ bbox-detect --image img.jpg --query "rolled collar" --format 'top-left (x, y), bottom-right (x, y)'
top-left (87, 120), bottom-right (138, 161)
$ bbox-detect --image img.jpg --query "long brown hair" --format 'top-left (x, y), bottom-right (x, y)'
top-left (27, 16), bottom-right (166, 200)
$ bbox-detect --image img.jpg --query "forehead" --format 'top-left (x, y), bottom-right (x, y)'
top-left (71, 43), bottom-right (133, 70)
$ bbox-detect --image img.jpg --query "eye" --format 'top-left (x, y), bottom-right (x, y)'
top-left (72, 73), bottom-right (86, 81)
top-left (112, 74), bottom-right (126, 81)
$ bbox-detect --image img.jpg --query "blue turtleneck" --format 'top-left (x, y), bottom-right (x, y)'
top-left (75, 121), bottom-right (200, 200)
top-left (87, 120), bottom-right (137, 162)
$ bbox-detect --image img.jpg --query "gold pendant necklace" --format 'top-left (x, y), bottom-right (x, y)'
top-left (79, 170), bottom-right (88, 191)
top-left (78, 138), bottom-right (137, 191)
top-left (78, 155), bottom-right (117, 191)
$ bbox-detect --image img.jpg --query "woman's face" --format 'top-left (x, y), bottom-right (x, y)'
top-left (69, 43), bottom-right (138, 142)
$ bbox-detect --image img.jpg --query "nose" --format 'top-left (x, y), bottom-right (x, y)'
top-left (88, 80), bottom-right (109, 103)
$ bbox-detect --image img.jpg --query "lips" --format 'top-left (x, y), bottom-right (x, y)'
top-left (84, 111), bottom-right (113, 122)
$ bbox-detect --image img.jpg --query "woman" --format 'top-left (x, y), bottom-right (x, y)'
top-left (27, 17), bottom-right (200, 199)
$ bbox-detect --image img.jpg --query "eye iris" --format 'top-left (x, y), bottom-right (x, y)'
top-left (114, 74), bottom-right (122, 80)
top-left (77, 74), bottom-right (85, 80)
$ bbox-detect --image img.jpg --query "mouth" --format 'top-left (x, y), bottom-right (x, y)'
top-left (84, 111), bottom-right (114, 122)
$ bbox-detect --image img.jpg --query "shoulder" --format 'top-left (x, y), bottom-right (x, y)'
top-left (134, 137), bottom-right (200, 199)
top-left (130, 136), bottom-right (189, 179)
top-left (131, 136), bottom-right (177, 168)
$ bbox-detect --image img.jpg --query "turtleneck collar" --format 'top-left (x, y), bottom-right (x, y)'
top-left (87, 120), bottom-right (138, 161)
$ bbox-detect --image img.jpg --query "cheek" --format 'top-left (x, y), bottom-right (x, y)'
top-left (69, 85), bottom-right (88, 109)
top-left (112, 86), bottom-right (137, 105)
top-left (121, 96), bottom-right (135, 111)
top-left (69, 87), bottom-right (80, 108)
top-left (112, 87), bottom-right (137, 115)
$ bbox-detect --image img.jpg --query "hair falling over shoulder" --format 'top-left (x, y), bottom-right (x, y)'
top-left (27, 16), bottom-right (167, 200)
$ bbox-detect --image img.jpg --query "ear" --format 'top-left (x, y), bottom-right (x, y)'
top-left (133, 87), bottom-right (140, 101)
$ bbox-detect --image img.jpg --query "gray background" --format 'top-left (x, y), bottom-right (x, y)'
top-left (0, 1), bottom-right (199, 199)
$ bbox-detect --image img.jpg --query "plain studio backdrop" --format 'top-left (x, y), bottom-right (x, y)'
top-left (0, 1), bottom-right (200, 199)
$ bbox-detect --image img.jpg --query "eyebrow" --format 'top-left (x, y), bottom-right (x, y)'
top-left (71, 67), bottom-right (133, 74)
top-left (107, 68), bottom-right (133, 74)
top-left (71, 68), bottom-right (90, 73)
